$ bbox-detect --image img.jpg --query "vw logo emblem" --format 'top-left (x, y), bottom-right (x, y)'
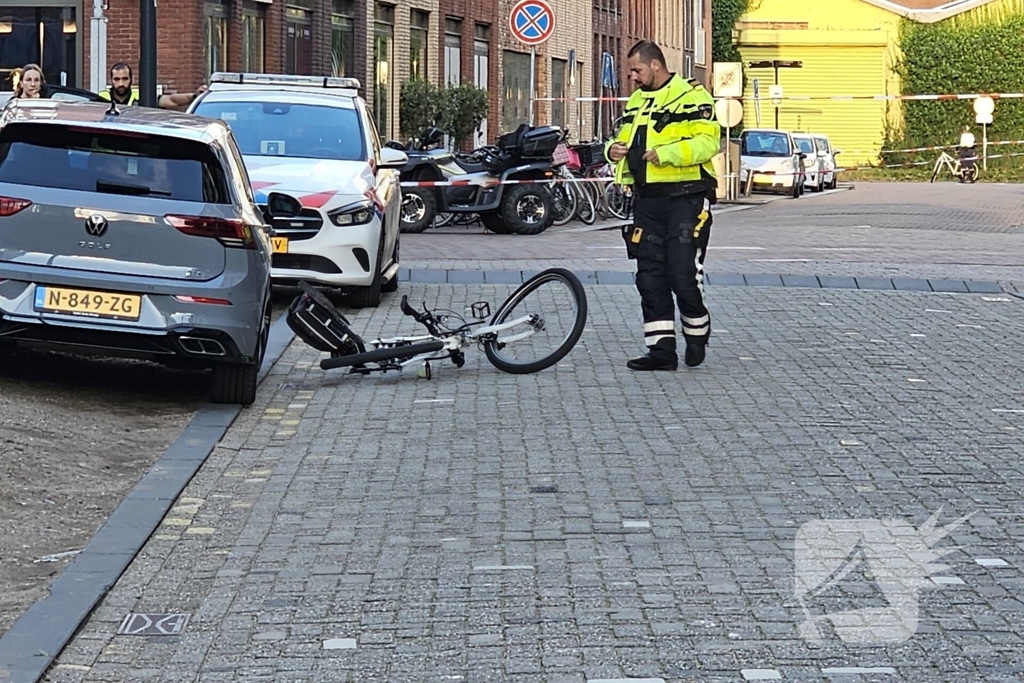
top-left (85, 214), bottom-right (108, 237)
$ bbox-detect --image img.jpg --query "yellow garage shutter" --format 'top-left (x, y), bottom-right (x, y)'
top-left (738, 45), bottom-right (887, 166)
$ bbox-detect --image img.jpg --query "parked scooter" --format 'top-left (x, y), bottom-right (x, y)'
top-left (388, 124), bottom-right (561, 235)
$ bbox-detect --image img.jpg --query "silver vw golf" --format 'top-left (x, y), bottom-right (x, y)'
top-left (0, 98), bottom-right (289, 405)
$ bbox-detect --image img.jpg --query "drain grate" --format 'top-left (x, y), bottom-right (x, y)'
top-left (530, 485), bottom-right (558, 494)
top-left (117, 613), bottom-right (190, 636)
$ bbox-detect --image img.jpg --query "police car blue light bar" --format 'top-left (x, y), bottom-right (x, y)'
top-left (209, 72), bottom-right (361, 90)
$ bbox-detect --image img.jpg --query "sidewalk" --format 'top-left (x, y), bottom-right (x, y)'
top-left (21, 281), bottom-right (1024, 683)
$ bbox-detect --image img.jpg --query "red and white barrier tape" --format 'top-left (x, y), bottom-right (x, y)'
top-left (401, 176), bottom-right (616, 188)
top-left (399, 152), bottom-right (1024, 188)
top-left (533, 92), bottom-right (1024, 103)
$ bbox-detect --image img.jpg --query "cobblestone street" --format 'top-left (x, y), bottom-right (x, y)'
top-left (40, 280), bottom-right (1024, 682)
top-left (2, 182), bottom-right (1024, 683)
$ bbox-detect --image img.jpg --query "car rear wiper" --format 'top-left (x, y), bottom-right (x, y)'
top-left (95, 180), bottom-right (172, 197)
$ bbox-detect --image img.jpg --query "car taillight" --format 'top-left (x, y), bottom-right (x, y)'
top-left (0, 197), bottom-right (31, 217)
top-left (164, 215), bottom-right (256, 249)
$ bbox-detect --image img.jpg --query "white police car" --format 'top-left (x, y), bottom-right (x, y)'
top-left (188, 73), bottom-right (407, 307)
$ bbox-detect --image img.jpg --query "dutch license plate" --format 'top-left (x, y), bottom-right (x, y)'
top-left (271, 237), bottom-right (289, 254)
top-left (753, 173), bottom-right (773, 183)
top-left (33, 286), bottom-right (142, 321)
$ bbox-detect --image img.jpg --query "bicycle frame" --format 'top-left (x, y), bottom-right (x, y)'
top-left (349, 312), bottom-right (542, 373)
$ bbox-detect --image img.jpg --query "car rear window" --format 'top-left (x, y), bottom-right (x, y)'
top-left (0, 122), bottom-right (231, 203)
top-left (192, 100), bottom-right (366, 161)
top-left (795, 138), bottom-right (815, 154)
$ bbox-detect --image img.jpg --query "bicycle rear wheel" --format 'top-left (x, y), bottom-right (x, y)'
top-left (483, 268), bottom-right (587, 374)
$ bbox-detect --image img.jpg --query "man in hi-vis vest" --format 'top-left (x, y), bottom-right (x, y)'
top-left (605, 40), bottom-right (720, 371)
top-left (98, 63), bottom-right (207, 110)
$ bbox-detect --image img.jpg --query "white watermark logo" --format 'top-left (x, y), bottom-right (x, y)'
top-left (794, 507), bottom-right (975, 645)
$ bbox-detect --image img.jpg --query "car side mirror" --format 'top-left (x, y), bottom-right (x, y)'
top-left (798, 152), bottom-right (807, 159)
top-left (379, 146), bottom-right (409, 169)
top-left (833, 149), bottom-right (842, 156)
top-left (265, 191), bottom-right (302, 219)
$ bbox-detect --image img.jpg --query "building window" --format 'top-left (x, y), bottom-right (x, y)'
top-left (551, 58), bottom-right (566, 129)
top-left (374, 3), bottom-right (395, 139)
top-left (694, 0), bottom-right (706, 65)
top-left (409, 10), bottom-right (429, 80)
top-left (444, 18), bottom-right (462, 86)
top-left (241, 1), bottom-right (266, 72)
top-left (473, 24), bottom-right (489, 146)
top-left (683, 0), bottom-right (694, 53)
top-left (285, 4), bottom-right (313, 75)
top-left (502, 50), bottom-right (531, 132)
top-left (203, 1), bottom-right (229, 81)
top-left (332, 0), bottom-right (356, 77)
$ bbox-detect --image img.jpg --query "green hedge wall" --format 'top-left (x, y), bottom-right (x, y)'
top-left (888, 3), bottom-right (1024, 174)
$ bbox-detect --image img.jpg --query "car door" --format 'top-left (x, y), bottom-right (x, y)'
top-left (365, 103), bottom-right (399, 266)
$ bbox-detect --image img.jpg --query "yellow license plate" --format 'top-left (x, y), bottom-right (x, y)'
top-left (34, 286), bottom-right (142, 321)
top-left (271, 237), bottom-right (289, 254)
top-left (753, 173), bottom-right (773, 183)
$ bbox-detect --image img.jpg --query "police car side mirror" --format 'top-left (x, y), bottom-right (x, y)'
top-left (266, 192), bottom-right (302, 219)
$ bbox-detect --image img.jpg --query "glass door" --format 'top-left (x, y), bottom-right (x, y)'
top-left (0, 6), bottom-right (79, 90)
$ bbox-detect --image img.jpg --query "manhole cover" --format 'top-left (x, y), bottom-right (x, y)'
top-left (117, 613), bottom-right (189, 636)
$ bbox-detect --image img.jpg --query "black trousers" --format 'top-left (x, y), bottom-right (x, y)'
top-left (627, 192), bottom-right (712, 361)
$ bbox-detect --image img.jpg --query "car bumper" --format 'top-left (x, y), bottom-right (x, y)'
top-left (270, 219), bottom-right (381, 288)
top-left (741, 169), bottom-right (796, 189)
top-left (0, 276), bottom-right (264, 363)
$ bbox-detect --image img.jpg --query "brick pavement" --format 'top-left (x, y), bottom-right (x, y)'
top-left (40, 282), bottom-right (1024, 683)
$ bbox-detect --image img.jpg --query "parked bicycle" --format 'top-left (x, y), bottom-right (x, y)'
top-left (287, 268), bottom-right (588, 378)
top-left (930, 149), bottom-right (979, 184)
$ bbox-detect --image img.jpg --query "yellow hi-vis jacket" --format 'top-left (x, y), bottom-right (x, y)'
top-left (98, 88), bottom-right (140, 106)
top-left (604, 74), bottom-right (720, 188)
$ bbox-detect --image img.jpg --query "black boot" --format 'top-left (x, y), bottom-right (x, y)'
top-left (684, 340), bottom-right (706, 367)
top-left (627, 354), bottom-right (678, 371)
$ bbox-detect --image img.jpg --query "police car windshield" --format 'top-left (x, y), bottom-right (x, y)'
top-left (193, 100), bottom-right (366, 161)
top-left (743, 131), bottom-right (791, 157)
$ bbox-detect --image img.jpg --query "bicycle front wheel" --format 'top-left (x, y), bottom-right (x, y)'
top-left (483, 268), bottom-right (588, 374)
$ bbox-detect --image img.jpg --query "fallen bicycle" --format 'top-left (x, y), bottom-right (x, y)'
top-left (286, 268), bottom-right (588, 378)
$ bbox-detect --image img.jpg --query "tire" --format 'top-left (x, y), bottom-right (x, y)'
top-left (382, 232), bottom-right (399, 293)
top-left (483, 267), bottom-right (588, 374)
top-left (573, 180), bottom-right (597, 225)
top-left (320, 339), bottom-right (446, 370)
top-left (481, 213), bottom-right (512, 234)
top-left (400, 189), bottom-right (435, 233)
top-left (550, 182), bottom-right (577, 227)
top-left (503, 184), bottom-right (555, 235)
top-left (348, 229), bottom-right (384, 308)
top-left (209, 303), bottom-right (267, 405)
top-left (964, 166), bottom-right (979, 183)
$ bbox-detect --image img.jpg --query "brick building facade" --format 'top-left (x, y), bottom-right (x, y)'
top-left (3, 0), bottom-right (710, 148)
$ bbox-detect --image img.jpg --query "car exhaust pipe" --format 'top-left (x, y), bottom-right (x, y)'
top-left (179, 336), bottom-right (226, 356)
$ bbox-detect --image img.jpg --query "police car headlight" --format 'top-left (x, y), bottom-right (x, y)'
top-left (328, 201), bottom-right (374, 227)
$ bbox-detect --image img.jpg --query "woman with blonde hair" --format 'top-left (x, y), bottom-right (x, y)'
top-left (12, 64), bottom-right (45, 99)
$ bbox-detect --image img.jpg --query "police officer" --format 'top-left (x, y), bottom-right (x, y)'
top-left (605, 40), bottom-right (720, 371)
top-left (98, 63), bottom-right (207, 110)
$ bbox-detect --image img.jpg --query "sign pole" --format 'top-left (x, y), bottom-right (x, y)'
top-left (980, 121), bottom-right (987, 170)
top-left (509, 0), bottom-right (554, 129)
top-left (529, 46), bottom-right (536, 125)
top-left (140, 0), bottom-right (158, 107)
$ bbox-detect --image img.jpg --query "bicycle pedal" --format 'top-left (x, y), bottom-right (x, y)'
top-left (469, 301), bottom-right (490, 319)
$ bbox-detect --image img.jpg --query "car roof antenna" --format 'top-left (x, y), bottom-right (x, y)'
top-left (104, 87), bottom-right (120, 117)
